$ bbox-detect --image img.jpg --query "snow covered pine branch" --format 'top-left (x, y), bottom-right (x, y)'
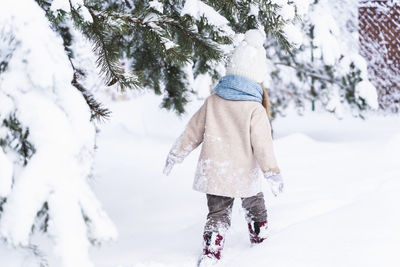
top-left (0, 1), bottom-right (117, 266)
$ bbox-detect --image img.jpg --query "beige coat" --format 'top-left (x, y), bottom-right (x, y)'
top-left (167, 93), bottom-right (280, 198)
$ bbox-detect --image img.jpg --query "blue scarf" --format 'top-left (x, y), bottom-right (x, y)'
top-left (214, 74), bottom-right (263, 103)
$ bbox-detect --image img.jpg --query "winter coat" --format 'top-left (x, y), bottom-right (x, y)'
top-left (167, 93), bottom-right (280, 198)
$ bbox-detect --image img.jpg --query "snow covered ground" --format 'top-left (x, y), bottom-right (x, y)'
top-left (2, 94), bottom-right (400, 267)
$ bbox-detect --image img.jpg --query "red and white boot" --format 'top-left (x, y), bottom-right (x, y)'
top-left (197, 232), bottom-right (225, 266)
top-left (247, 220), bottom-right (269, 244)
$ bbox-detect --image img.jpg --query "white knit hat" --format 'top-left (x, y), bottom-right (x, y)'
top-left (226, 29), bottom-right (269, 84)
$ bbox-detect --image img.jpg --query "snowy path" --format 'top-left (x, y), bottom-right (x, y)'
top-left (88, 98), bottom-right (400, 267)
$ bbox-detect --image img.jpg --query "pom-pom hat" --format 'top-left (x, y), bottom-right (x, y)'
top-left (226, 29), bottom-right (269, 84)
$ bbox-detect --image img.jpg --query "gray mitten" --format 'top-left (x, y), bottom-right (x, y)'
top-left (264, 172), bottom-right (284, 196)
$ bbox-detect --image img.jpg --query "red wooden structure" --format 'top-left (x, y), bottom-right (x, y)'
top-left (359, 0), bottom-right (400, 112)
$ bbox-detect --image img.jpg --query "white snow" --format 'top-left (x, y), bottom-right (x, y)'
top-left (283, 22), bottom-right (303, 49)
top-left (50, 0), bottom-right (70, 13)
top-left (270, 0), bottom-right (287, 6)
top-left (51, 0), bottom-right (93, 22)
top-left (149, 0), bottom-right (164, 13)
top-left (161, 37), bottom-right (178, 50)
top-left (181, 0), bottom-right (234, 37)
top-left (0, 147), bottom-right (13, 197)
top-left (325, 84), bottom-right (344, 118)
top-left (2, 93), bottom-right (397, 267)
top-left (85, 96), bottom-right (399, 267)
top-left (1, 92), bottom-right (399, 267)
top-left (309, 3), bottom-right (342, 66)
top-left (356, 80), bottom-right (379, 109)
top-left (193, 73), bottom-right (213, 98)
top-left (279, 4), bottom-right (295, 21)
top-left (293, 0), bottom-right (311, 16)
top-left (249, 4), bottom-right (259, 17)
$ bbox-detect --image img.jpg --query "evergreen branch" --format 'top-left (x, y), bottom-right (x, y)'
top-left (35, 0), bottom-right (51, 9)
top-left (161, 63), bottom-right (189, 114)
top-left (163, 19), bottom-right (225, 59)
top-left (69, 4), bottom-right (141, 91)
top-left (271, 29), bottom-right (294, 55)
top-left (34, 4), bottom-right (112, 122)
top-left (27, 244), bottom-right (49, 267)
top-left (68, 58), bottom-right (111, 121)
top-left (72, 71), bottom-right (112, 122)
top-left (87, 8), bottom-right (141, 90)
top-left (1, 114), bottom-right (36, 166)
top-left (104, 10), bottom-right (225, 61)
top-left (124, 0), bottom-right (133, 10)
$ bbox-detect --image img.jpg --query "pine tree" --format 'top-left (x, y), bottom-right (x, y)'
top-left (0, 1), bottom-right (122, 266)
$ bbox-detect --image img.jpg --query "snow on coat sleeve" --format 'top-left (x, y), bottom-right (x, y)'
top-left (250, 105), bottom-right (280, 176)
top-left (167, 101), bottom-right (207, 163)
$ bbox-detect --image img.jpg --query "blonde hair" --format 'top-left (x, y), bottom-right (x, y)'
top-left (260, 83), bottom-right (271, 118)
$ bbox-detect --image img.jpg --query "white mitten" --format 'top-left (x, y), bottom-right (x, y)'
top-left (264, 172), bottom-right (284, 196)
top-left (163, 157), bottom-right (175, 176)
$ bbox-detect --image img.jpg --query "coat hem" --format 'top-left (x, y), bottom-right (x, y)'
top-left (192, 185), bottom-right (262, 198)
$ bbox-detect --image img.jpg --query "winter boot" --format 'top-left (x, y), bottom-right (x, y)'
top-left (247, 220), bottom-right (268, 244)
top-left (197, 232), bottom-right (225, 266)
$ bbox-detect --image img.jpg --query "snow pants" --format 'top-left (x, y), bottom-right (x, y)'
top-left (204, 192), bottom-right (267, 233)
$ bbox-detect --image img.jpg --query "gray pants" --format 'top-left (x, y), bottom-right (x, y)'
top-left (204, 192), bottom-right (267, 233)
